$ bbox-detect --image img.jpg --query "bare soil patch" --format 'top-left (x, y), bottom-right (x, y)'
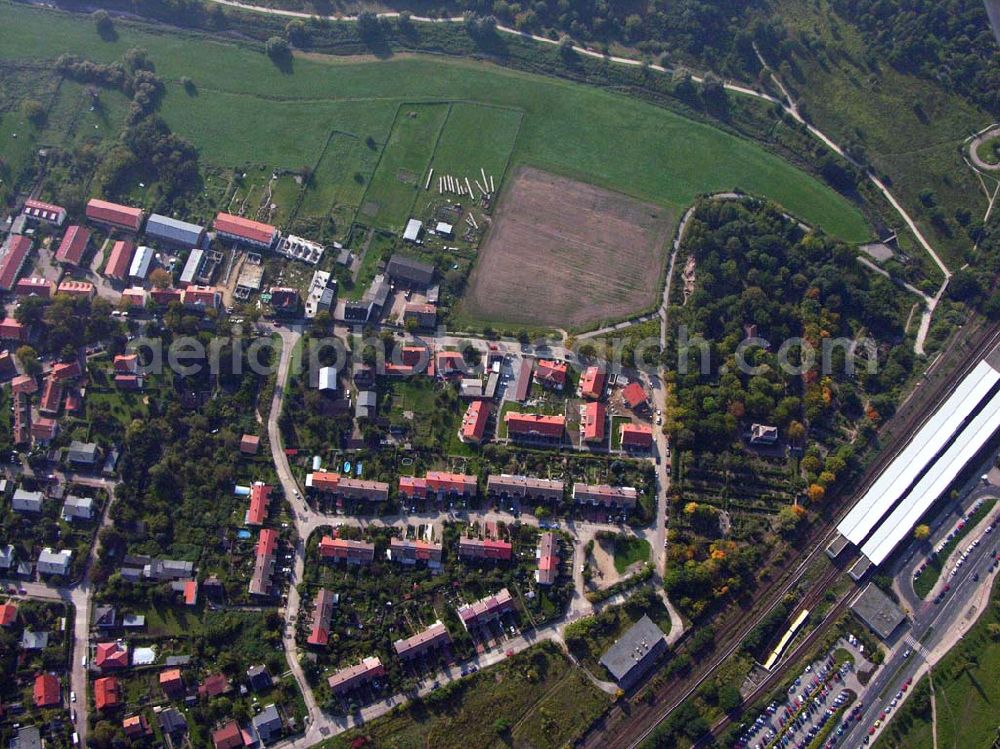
top-left (589, 538), bottom-right (628, 591)
top-left (460, 167), bottom-right (674, 330)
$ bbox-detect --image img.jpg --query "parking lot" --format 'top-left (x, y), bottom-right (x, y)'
top-left (737, 637), bottom-right (875, 749)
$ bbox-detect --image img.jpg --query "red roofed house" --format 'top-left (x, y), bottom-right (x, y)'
top-left (12, 374), bottom-right (38, 395)
top-left (212, 720), bottom-right (245, 749)
top-left (39, 376), bottom-right (63, 416)
top-left (114, 354), bottom-right (139, 374)
top-left (456, 589), bottom-right (513, 631)
top-left (95, 641), bottom-right (130, 670)
top-left (535, 359), bottom-right (567, 390)
top-left (581, 401), bottom-right (607, 444)
top-left (426, 471), bottom-right (477, 498)
top-left (86, 198), bottom-right (145, 232)
top-left (0, 235), bottom-right (32, 291)
top-left (121, 287), bottom-right (147, 308)
top-left (327, 656), bottom-right (384, 696)
top-left (150, 288), bottom-right (184, 306)
top-left (504, 412), bottom-right (565, 442)
top-left (459, 400), bottom-right (489, 444)
top-left (33, 673), bottom-right (61, 707)
top-left (184, 580), bottom-right (198, 606)
top-left (319, 537), bottom-right (375, 565)
top-left (123, 714), bottom-right (151, 739)
top-left (393, 620), bottom-right (452, 660)
top-left (435, 350), bottom-right (466, 379)
top-left (31, 416), bottom-right (59, 443)
top-left (579, 366), bottom-right (606, 400)
top-left (198, 673), bottom-right (231, 699)
top-left (94, 677), bottom-right (121, 710)
top-left (307, 588), bottom-right (337, 647)
top-left (22, 198), bottom-right (67, 227)
top-left (305, 471), bottom-right (340, 493)
top-left (214, 212), bottom-right (278, 249)
top-left (536, 532), bottom-right (560, 586)
top-left (183, 285), bottom-right (220, 310)
top-left (104, 240), bottom-right (135, 281)
top-left (248, 528), bottom-right (278, 597)
top-left (51, 359), bottom-right (81, 382)
top-left (56, 280), bottom-right (95, 299)
top-left (55, 225), bottom-right (91, 266)
top-left (458, 536), bottom-right (513, 562)
top-left (240, 434), bottom-right (260, 455)
top-left (0, 318), bottom-right (28, 343)
top-left (620, 423), bottom-right (654, 450)
top-left (160, 668), bottom-right (185, 698)
top-left (115, 374), bottom-right (143, 391)
top-left (245, 482), bottom-right (271, 526)
top-left (621, 381), bottom-right (650, 412)
top-left (0, 602), bottom-right (17, 626)
top-left (15, 277), bottom-right (53, 298)
top-left (388, 538), bottom-right (443, 568)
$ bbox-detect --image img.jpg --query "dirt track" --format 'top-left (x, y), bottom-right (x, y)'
top-left (460, 167), bottom-right (673, 329)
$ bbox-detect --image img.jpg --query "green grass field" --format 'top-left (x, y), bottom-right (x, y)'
top-left (361, 102), bottom-right (450, 231)
top-left (429, 102), bottom-right (524, 189)
top-left (0, 1), bottom-right (871, 245)
top-left (613, 536), bottom-right (651, 574)
top-left (976, 134), bottom-right (1000, 166)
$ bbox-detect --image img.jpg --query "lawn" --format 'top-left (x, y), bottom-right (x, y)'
top-left (428, 102), bottom-right (524, 193)
top-left (613, 536), bottom-right (651, 574)
top-left (323, 642), bottom-right (608, 749)
top-left (361, 102), bottom-right (450, 232)
top-left (913, 498), bottom-right (997, 599)
top-left (0, 2), bottom-right (871, 245)
top-left (976, 133), bottom-right (1000, 166)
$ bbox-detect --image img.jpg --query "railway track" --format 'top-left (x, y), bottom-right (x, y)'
top-left (579, 315), bottom-right (1000, 749)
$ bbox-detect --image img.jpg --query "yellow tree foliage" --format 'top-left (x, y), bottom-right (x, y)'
top-left (807, 484), bottom-right (825, 503)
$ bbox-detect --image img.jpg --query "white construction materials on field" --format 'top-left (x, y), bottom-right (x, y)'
top-left (481, 167), bottom-right (488, 187)
top-left (475, 179), bottom-right (486, 196)
top-left (438, 176), bottom-right (443, 194)
top-left (425, 168), bottom-right (434, 190)
top-left (468, 213), bottom-right (479, 229)
top-left (490, 175), bottom-right (495, 193)
top-left (465, 177), bottom-right (474, 198)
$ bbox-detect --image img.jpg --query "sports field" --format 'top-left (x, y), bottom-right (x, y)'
top-left (461, 167), bottom-right (673, 329)
top-left (0, 2), bottom-right (870, 244)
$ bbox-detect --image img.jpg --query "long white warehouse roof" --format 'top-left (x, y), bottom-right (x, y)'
top-left (861, 384), bottom-right (1000, 565)
top-left (837, 360), bottom-right (1000, 545)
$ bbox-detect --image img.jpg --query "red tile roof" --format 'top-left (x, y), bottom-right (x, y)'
top-left (240, 434), bottom-right (260, 454)
top-left (319, 537), bottom-right (375, 563)
top-left (620, 422), bottom-right (654, 448)
top-left (198, 673), bottom-right (230, 699)
top-left (114, 354), bottom-right (139, 373)
top-left (535, 359), bottom-right (567, 388)
top-left (307, 588), bottom-right (337, 646)
top-left (183, 285), bottom-right (219, 308)
top-left (307, 471), bottom-right (341, 492)
top-left (150, 288), bottom-right (184, 305)
top-left (51, 360), bottom-right (81, 381)
top-left (397, 475), bottom-right (428, 499)
top-left (123, 714), bottom-right (149, 737)
top-left (214, 212), bottom-right (277, 246)
top-left (56, 280), bottom-right (94, 297)
top-left (184, 580), bottom-right (198, 606)
top-left (94, 677), bottom-right (120, 710)
top-left (0, 602), bottom-right (17, 626)
top-left (460, 400), bottom-right (489, 443)
top-left (435, 350), bottom-right (466, 377)
top-left (582, 401), bottom-right (606, 443)
top-left (426, 471), bottom-right (477, 495)
top-left (579, 366), bottom-right (606, 400)
top-left (458, 536), bottom-right (513, 561)
top-left (104, 240), bottom-right (135, 280)
top-left (86, 199), bottom-right (144, 231)
top-left (622, 381), bottom-right (648, 409)
top-left (0, 318), bottom-right (28, 342)
top-left (246, 483), bottom-right (271, 526)
top-left (326, 656), bottom-right (384, 695)
top-left (30, 416), bottom-right (58, 441)
top-left (0, 235), bottom-right (32, 290)
top-left (12, 374), bottom-right (38, 395)
top-left (34, 673), bottom-right (61, 707)
top-left (121, 287), bottom-right (147, 307)
top-left (39, 377), bottom-right (63, 415)
top-left (14, 277), bottom-right (53, 297)
top-left (55, 225), bottom-right (90, 265)
top-left (159, 668), bottom-right (184, 693)
top-left (536, 532), bottom-right (559, 585)
top-left (249, 528), bottom-right (278, 596)
top-left (23, 198), bottom-right (66, 224)
top-left (212, 720), bottom-right (244, 749)
top-left (504, 411), bottom-right (565, 439)
top-left (95, 641), bottom-right (129, 669)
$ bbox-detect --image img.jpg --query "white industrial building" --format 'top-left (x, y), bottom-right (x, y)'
top-left (179, 248), bottom-right (205, 286)
top-left (129, 245), bottom-right (155, 280)
top-left (831, 357), bottom-right (1000, 573)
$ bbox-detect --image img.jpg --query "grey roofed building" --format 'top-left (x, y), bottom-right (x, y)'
top-left (158, 707), bottom-right (188, 735)
top-left (145, 213), bottom-right (206, 248)
top-left (66, 440), bottom-right (99, 464)
top-left (93, 605), bottom-right (117, 629)
top-left (179, 248), bottom-right (206, 286)
top-left (21, 630), bottom-right (49, 650)
top-left (247, 664), bottom-right (272, 692)
top-left (402, 218), bottom-right (423, 243)
top-left (599, 615), bottom-right (668, 691)
top-left (144, 559), bottom-right (194, 581)
top-left (0, 544), bottom-right (15, 569)
top-left (355, 390), bottom-right (377, 420)
top-left (61, 495), bottom-right (94, 521)
top-left (102, 446), bottom-right (121, 476)
top-left (851, 583), bottom-right (907, 640)
top-left (252, 703), bottom-right (283, 744)
top-left (165, 654), bottom-right (192, 667)
top-left (37, 548), bottom-right (71, 576)
top-left (123, 614), bottom-right (146, 628)
top-left (12, 725), bottom-right (41, 749)
top-left (12, 488), bottom-right (43, 513)
top-left (386, 253), bottom-right (434, 287)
